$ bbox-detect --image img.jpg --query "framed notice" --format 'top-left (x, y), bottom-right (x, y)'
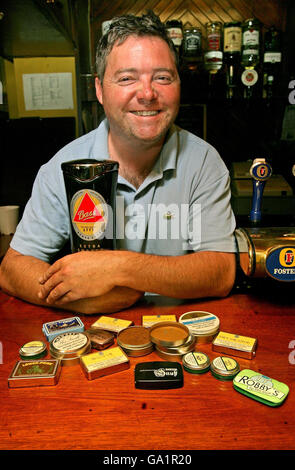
top-left (22, 72), bottom-right (74, 111)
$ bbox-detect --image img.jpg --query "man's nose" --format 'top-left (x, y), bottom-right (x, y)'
top-left (136, 80), bottom-right (158, 101)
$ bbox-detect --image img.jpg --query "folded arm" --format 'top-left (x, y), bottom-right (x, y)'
top-left (0, 248), bottom-right (142, 314)
top-left (37, 249), bottom-right (236, 305)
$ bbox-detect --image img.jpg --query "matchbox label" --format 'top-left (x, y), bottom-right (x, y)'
top-left (70, 189), bottom-right (108, 241)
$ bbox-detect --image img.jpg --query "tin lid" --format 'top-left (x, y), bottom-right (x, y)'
top-left (179, 311), bottom-right (220, 336)
top-left (149, 322), bottom-right (190, 347)
top-left (182, 351), bottom-right (211, 373)
top-left (19, 341), bottom-right (47, 358)
top-left (117, 326), bottom-right (152, 350)
top-left (210, 356), bottom-right (240, 379)
top-left (50, 332), bottom-right (91, 359)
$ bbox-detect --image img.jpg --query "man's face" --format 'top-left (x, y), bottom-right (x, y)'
top-left (95, 35), bottom-right (180, 146)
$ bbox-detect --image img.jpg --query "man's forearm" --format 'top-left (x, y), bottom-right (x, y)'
top-left (115, 250), bottom-right (236, 299)
top-left (0, 248), bottom-right (142, 314)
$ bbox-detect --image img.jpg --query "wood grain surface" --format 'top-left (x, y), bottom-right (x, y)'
top-left (0, 289), bottom-right (294, 451)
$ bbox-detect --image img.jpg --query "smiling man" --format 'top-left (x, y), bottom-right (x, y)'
top-left (0, 11), bottom-right (236, 313)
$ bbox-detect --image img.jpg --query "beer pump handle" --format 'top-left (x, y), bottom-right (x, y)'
top-left (249, 158), bottom-right (272, 224)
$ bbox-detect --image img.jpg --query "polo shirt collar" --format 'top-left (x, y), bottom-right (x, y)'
top-left (92, 118), bottom-right (178, 190)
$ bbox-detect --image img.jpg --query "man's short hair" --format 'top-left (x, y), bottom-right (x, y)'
top-left (95, 10), bottom-right (178, 82)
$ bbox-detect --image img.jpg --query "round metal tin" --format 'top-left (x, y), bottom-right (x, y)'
top-left (50, 332), bottom-right (91, 366)
top-left (117, 326), bottom-right (153, 357)
top-left (179, 311), bottom-right (220, 343)
top-left (156, 335), bottom-right (196, 355)
top-left (19, 340), bottom-right (47, 360)
top-left (210, 356), bottom-right (240, 381)
top-left (149, 322), bottom-right (190, 347)
top-left (182, 351), bottom-right (211, 374)
top-left (155, 346), bottom-right (183, 362)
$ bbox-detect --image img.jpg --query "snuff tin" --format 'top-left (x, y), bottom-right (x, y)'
top-left (149, 321), bottom-right (190, 348)
top-left (155, 335), bottom-right (196, 362)
top-left (85, 328), bottom-right (114, 350)
top-left (182, 351), bottom-right (211, 374)
top-left (142, 315), bottom-right (177, 327)
top-left (8, 359), bottom-right (61, 388)
top-left (212, 331), bottom-right (257, 359)
top-left (91, 316), bottom-right (133, 334)
top-left (19, 340), bottom-right (47, 360)
top-left (210, 356), bottom-right (240, 381)
top-left (134, 361), bottom-right (183, 389)
top-left (233, 369), bottom-right (289, 407)
top-left (117, 326), bottom-right (153, 357)
top-left (42, 316), bottom-right (84, 341)
top-left (80, 346), bottom-right (130, 380)
top-left (179, 311), bottom-right (220, 343)
top-left (50, 332), bottom-right (91, 366)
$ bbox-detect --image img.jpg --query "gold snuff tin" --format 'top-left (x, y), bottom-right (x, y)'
top-left (117, 326), bottom-right (153, 357)
top-left (80, 346), bottom-right (130, 380)
top-left (212, 331), bottom-right (257, 359)
top-left (50, 332), bottom-right (91, 366)
top-left (179, 311), bottom-right (220, 343)
top-left (149, 321), bottom-right (190, 348)
top-left (8, 359), bottom-right (61, 388)
top-left (91, 316), bottom-right (133, 334)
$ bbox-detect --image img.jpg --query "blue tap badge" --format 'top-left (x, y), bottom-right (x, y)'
top-left (266, 246), bottom-right (295, 281)
top-left (250, 161), bottom-right (272, 181)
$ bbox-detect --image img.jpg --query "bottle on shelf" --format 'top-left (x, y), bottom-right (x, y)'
top-left (262, 26), bottom-right (282, 102)
top-left (223, 21), bottom-right (242, 100)
top-left (182, 23), bottom-right (202, 64)
top-left (241, 18), bottom-right (261, 100)
top-left (165, 19), bottom-right (183, 59)
top-left (204, 21), bottom-right (223, 99)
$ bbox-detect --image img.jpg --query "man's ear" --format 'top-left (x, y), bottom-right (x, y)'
top-left (95, 76), bottom-right (103, 105)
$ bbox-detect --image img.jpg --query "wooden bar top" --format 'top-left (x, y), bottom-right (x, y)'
top-left (0, 288), bottom-right (294, 451)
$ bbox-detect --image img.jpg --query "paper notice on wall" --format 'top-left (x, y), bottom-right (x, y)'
top-left (22, 72), bottom-right (74, 110)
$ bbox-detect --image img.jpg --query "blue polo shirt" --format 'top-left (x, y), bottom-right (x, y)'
top-left (11, 119), bottom-right (236, 262)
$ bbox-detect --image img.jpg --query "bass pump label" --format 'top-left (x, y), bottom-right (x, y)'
top-left (70, 189), bottom-right (108, 241)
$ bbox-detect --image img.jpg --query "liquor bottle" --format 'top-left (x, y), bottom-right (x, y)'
top-left (180, 23), bottom-right (204, 103)
top-left (204, 21), bottom-right (223, 73)
top-left (241, 18), bottom-right (261, 100)
top-left (182, 23), bottom-right (202, 62)
top-left (204, 22), bottom-right (223, 99)
top-left (165, 20), bottom-right (183, 59)
top-left (263, 26), bottom-right (282, 102)
top-left (223, 21), bottom-right (242, 99)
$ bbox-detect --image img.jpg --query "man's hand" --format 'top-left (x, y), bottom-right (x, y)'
top-left (38, 250), bottom-right (118, 304)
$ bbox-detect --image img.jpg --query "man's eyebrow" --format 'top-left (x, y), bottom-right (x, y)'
top-left (114, 67), bottom-right (176, 75)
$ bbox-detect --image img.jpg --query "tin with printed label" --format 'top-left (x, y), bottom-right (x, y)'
top-left (50, 332), bottom-right (91, 366)
top-left (210, 356), bottom-right (240, 381)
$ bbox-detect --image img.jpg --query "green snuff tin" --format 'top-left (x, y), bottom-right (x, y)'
top-left (19, 341), bottom-right (47, 360)
top-left (233, 369), bottom-right (290, 407)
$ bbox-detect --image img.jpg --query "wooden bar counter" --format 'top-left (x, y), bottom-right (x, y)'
top-left (0, 286), bottom-right (294, 451)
